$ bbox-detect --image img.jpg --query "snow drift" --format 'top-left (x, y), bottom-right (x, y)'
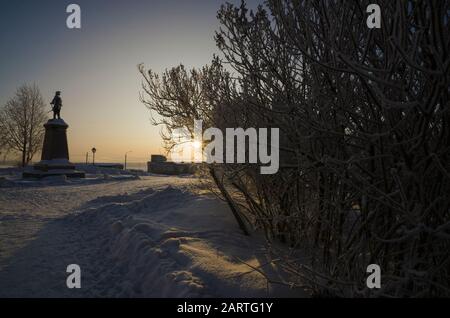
top-left (0, 183), bottom-right (305, 297)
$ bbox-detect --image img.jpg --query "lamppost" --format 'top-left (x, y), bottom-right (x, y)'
top-left (91, 147), bottom-right (97, 165)
top-left (124, 151), bottom-right (132, 170)
top-left (85, 152), bottom-right (89, 165)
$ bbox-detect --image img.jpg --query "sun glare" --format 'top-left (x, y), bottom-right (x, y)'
top-left (192, 141), bottom-right (202, 149)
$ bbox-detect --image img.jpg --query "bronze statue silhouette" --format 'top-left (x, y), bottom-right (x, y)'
top-left (50, 91), bottom-right (62, 119)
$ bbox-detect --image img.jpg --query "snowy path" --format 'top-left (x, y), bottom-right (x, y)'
top-left (0, 176), bottom-right (194, 270)
top-left (0, 176), bottom-right (305, 297)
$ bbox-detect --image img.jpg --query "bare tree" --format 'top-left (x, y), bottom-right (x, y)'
top-left (139, 60), bottom-right (250, 235)
top-left (0, 116), bottom-right (9, 163)
top-left (1, 84), bottom-right (47, 167)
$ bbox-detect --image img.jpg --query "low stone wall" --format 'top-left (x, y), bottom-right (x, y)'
top-left (147, 161), bottom-right (196, 175)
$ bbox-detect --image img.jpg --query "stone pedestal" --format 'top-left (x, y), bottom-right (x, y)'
top-left (23, 119), bottom-right (85, 179)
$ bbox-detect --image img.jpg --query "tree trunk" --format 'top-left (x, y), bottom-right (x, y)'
top-left (21, 142), bottom-right (27, 167)
top-left (209, 166), bottom-right (250, 236)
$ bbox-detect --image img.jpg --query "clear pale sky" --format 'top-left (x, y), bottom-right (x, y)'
top-left (0, 0), bottom-right (259, 163)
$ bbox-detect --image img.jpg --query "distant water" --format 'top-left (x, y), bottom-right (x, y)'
top-left (1, 163), bottom-right (148, 171)
top-left (0, 164), bottom-right (15, 169)
top-left (73, 162), bottom-right (148, 171)
top-left (1, 162), bottom-right (149, 171)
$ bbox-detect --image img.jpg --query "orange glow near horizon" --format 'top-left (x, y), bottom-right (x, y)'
top-left (0, 1), bottom-right (261, 165)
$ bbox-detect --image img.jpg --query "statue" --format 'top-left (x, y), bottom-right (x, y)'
top-left (50, 91), bottom-right (62, 119)
top-left (23, 90), bottom-right (85, 178)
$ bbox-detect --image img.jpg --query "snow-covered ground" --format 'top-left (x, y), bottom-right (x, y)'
top-left (0, 168), bottom-right (306, 297)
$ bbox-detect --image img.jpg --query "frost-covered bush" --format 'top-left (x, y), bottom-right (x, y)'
top-left (213, 0), bottom-right (450, 297)
top-left (141, 0), bottom-right (450, 297)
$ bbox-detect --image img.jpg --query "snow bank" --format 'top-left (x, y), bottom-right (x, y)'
top-left (61, 187), bottom-right (304, 297)
top-left (0, 177), bottom-right (305, 298)
top-left (0, 165), bottom-right (182, 189)
top-left (0, 176), bottom-right (15, 188)
top-left (76, 164), bottom-right (148, 176)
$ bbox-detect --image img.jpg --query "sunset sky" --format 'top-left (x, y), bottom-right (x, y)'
top-left (0, 0), bottom-right (259, 164)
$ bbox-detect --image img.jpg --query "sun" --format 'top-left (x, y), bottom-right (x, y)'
top-left (192, 140), bottom-right (202, 149)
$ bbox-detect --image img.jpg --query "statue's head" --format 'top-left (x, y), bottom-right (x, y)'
top-left (56, 91), bottom-right (61, 96)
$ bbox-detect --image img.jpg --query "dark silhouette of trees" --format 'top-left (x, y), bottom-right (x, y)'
top-left (0, 84), bottom-right (47, 167)
top-left (0, 120), bottom-right (9, 163)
